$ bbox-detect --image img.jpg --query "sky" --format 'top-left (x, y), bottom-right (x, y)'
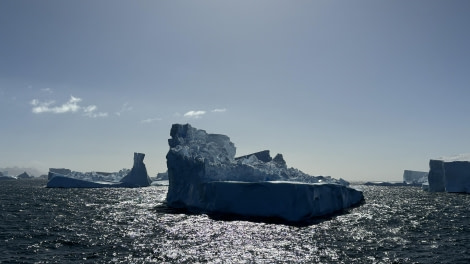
top-left (1, 0), bottom-right (470, 181)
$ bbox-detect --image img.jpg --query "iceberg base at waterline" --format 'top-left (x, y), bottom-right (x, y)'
top-left (200, 181), bottom-right (363, 222)
top-left (165, 124), bottom-right (364, 223)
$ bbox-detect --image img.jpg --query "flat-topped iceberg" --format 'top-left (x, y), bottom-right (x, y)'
top-left (47, 153), bottom-right (152, 188)
top-left (427, 159), bottom-right (470, 193)
top-left (46, 174), bottom-right (124, 188)
top-left (403, 170), bottom-right (428, 185)
top-left (364, 170), bottom-right (429, 187)
top-left (166, 124), bottom-right (363, 222)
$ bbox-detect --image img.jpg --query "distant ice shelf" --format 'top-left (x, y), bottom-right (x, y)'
top-left (165, 124), bottom-right (364, 223)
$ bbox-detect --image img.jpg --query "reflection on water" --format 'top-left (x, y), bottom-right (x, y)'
top-left (1, 180), bottom-right (469, 263)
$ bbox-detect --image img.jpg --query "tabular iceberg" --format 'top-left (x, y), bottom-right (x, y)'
top-left (166, 124), bottom-right (363, 222)
top-left (47, 152), bottom-right (151, 188)
top-left (427, 159), bottom-right (470, 193)
top-left (403, 170), bottom-right (428, 185)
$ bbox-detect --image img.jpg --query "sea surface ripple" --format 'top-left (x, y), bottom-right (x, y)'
top-left (1, 180), bottom-right (469, 263)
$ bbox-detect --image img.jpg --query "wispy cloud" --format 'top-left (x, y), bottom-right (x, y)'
top-left (115, 102), bottom-right (133, 116)
top-left (184, 110), bottom-right (206, 119)
top-left (141, 117), bottom-right (162, 123)
top-left (83, 105), bottom-right (108, 118)
top-left (438, 153), bottom-right (470, 162)
top-left (212, 108), bottom-right (227, 113)
top-left (40, 88), bottom-right (53, 93)
top-left (30, 95), bottom-right (108, 118)
top-left (31, 96), bottom-right (81, 114)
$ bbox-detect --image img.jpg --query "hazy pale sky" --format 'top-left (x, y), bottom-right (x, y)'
top-left (1, 1), bottom-right (470, 181)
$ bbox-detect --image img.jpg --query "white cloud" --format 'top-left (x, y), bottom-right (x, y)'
top-left (438, 153), bottom-right (470, 162)
top-left (184, 110), bottom-right (206, 119)
top-left (30, 95), bottom-right (108, 118)
top-left (141, 117), bottom-right (162, 123)
top-left (115, 102), bottom-right (133, 116)
top-left (30, 99), bottom-right (40, 106)
top-left (40, 88), bottom-right (53, 93)
top-left (83, 105), bottom-right (97, 113)
top-left (85, 111), bottom-right (108, 118)
top-left (69, 96), bottom-right (81, 104)
top-left (83, 104), bottom-right (108, 118)
top-left (212, 108), bottom-right (227, 113)
top-left (31, 99), bottom-right (57, 113)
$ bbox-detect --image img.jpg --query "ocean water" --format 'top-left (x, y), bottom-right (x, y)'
top-left (1, 179), bottom-right (469, 263)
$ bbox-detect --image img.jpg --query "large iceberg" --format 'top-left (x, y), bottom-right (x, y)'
top-left (47, 153), bottom-right (151, 188)
top-left (166, 124), bottom-right (363, 222)
top-left (427, 159), bottom-right (470, 193)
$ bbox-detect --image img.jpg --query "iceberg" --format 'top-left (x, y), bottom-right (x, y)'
top-left (428, 160), bottom-right (446, 192)
top-left (47, 152), bottom-right (151, 188)
top-left (46, 174), bottom-right (123, 188)
top-left (363, 170), bottom-right (428, 187)
top-left (363, 181), bottom-right (409, 186)
top-left (17, 172), bottom-right (33, 179)
top-left (0, 176), bottom-right (17, 180)
top-left (0, 171), bottom-right (17, 180)
top-left (403, 170), bottom-right (428, 185)
top-left (166, 124), bottom-right (363, 222)
top-left (119, 153), bottom-right (152, 187)
top-left (427, 159), bottom-right (470, 193)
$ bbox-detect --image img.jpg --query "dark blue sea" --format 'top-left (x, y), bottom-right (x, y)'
top-left (1, 179), bottom-right (469, 263)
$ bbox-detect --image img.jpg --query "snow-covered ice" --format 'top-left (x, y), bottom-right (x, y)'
top-left (166, 124), bottom-right (364, 222)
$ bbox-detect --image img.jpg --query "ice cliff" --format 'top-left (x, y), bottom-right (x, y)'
top-left (166, 124), bottom-right (363, 222)
top-left (427, 159), bottom-right (470, 193)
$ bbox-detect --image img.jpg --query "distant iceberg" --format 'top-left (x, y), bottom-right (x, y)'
top-left (403, 170), bottom-right (428, 185)
top-left (47, 153), bottom-right (152, 188)
top-left (46, 175), bottom-right (123, 188)
top-left (166, 124), bottom-right (363, 223)
top-left (0, 175), bottom-right (17, 180)
top-left (364, 170), bottom-right (428, 187)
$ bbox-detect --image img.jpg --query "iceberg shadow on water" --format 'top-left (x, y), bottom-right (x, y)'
top-left (165, 124), bottom-right (364, 223)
